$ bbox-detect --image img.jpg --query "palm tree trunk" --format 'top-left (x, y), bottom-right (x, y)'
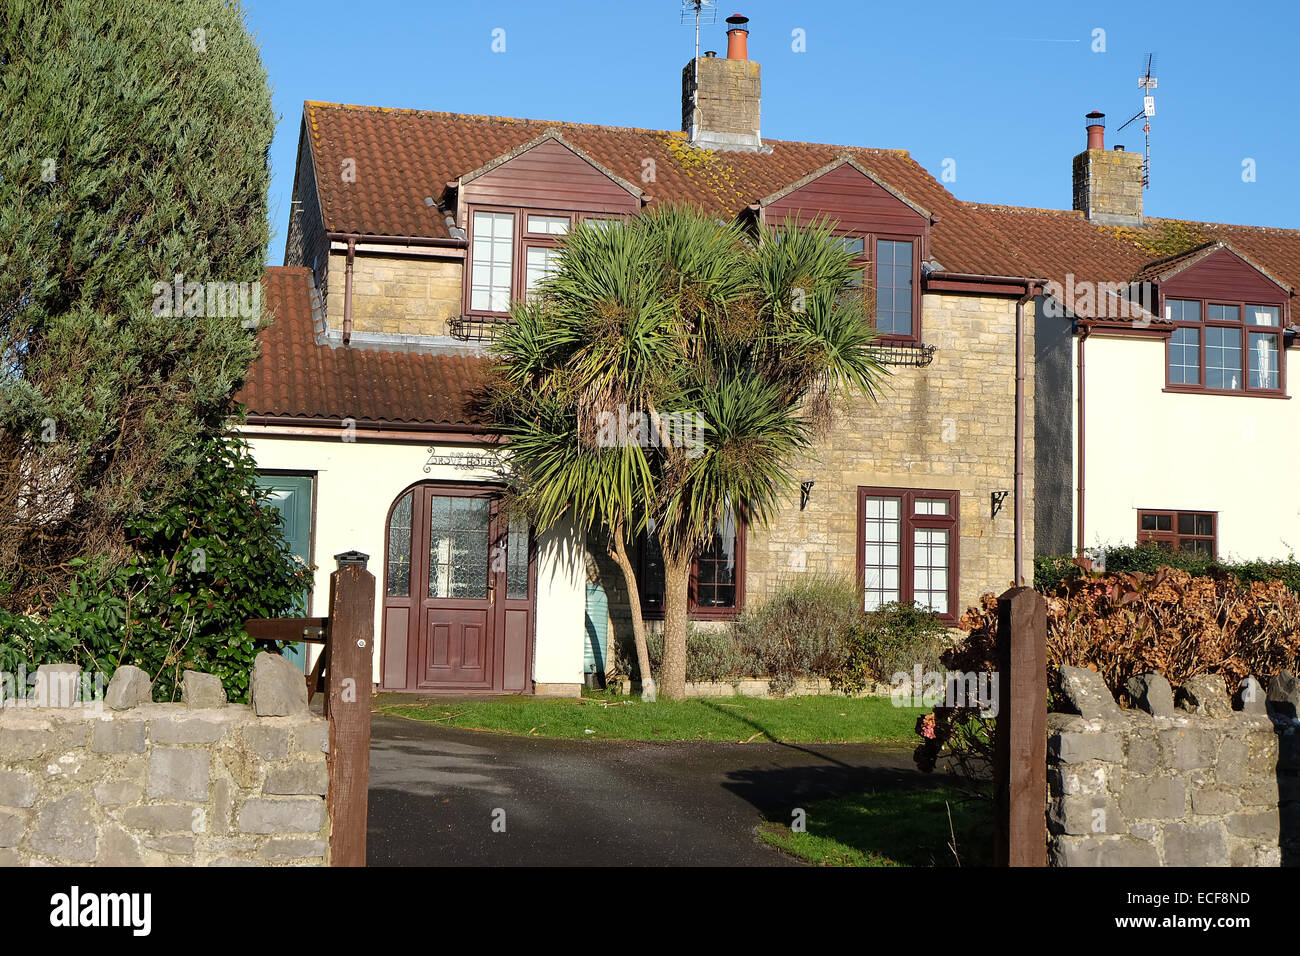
top-left (659, 546), bottom-right (692, 701)
top-left (606, 527), bottom-right (656, 702)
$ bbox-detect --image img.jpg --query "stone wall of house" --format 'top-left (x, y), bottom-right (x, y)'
top-left (330, 250), bottom-right (462, 336)
top-left (745, 292), bottom-right (1033, 611)
top-left (0, 657), bottom-right (329, 867)
top-left (588, 292), bottom-right (1034, 674)
top-left (1048, 666), bottom-right (1295, 867)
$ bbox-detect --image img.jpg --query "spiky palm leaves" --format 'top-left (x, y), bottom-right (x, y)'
top-left (490, 206), bottom-right (888, 700)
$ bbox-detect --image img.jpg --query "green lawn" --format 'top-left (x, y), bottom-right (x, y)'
top-left (758, 786), bottom-right (993, 867)
top-left (375, 689), bottom-right (923, 744)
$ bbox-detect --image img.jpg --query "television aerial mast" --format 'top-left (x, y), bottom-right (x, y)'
top-left (680, 0), bottom-right (718, 63)
top-left (1117, 53), bottom-right (1158, 188)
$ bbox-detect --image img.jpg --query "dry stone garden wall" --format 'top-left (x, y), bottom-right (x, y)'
top-left (0, 654), bottom-right (329, 866)
top-left (1048, 665), bottom-right (1299, 867)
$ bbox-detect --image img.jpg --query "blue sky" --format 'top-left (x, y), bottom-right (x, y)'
top-left (245, 0), bottom-right (1300, 265)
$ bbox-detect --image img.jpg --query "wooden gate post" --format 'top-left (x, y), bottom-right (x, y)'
top-left (994, 585), bottom-right (1047, 866)
top-left (326, 550), bottom-right (375, 867)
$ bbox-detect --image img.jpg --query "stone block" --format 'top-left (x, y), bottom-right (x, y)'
top-left (28, 793), bottom-right (96, 862)
top-left (0, 727), bottom-right (54, 761)
top-left (0, 771), bottom-right (37, 808)
top-left (264, 759), bottom-right (328, 796)
top-left (91, 719), bottom-right (147, 754)
top-left (1159, 727), bottom-right (1215, 770)
top-left (121, 803), bottom-right (196, 833)
top-left (250, 653), bottom-right (308, 716)
top-left (1226, 812), bottom-right (1280, 841)
top-left (0, 809), bottom-right (28, 848)
top-left (1059, 666), bottom-right (1121, 719)
top-left (181, 671), bottom-right (227, 709)
top-left (147, 749), bottom-right (210, 802)
top-left (1267, 670), bottom-right (1299, 720)
top-left (93, 778), bottom-right (143, 807)
top-left (1127, 673), bottom-right (1175, 717)
top-left (237, 798), bottom-right (325, 835)
top-left (1048, 795), bottom-right (1123, 836)
top-left (1191, 788), bottom-right (1239, 815)
top-left (1235, 676), bottom-right (1267, 714)
top-left (1120, 776), bottom-right (1186, 821)
top-left (1178, 674), bottom-right (1232, 717)
top-left (1163, 822), bottom-right (1228, 867)
top-left (148, 714), bottom-right (228, 745)
top-left (1051, 731), bottom-right (1123, 764)
top-left (242, 724), bottom-right (290, 760)
top-left (259, 838), bottom-right (327, 861)
top-left (105, 665), bottom-right (153, 711)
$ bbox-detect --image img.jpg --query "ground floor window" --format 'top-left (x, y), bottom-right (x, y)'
top-left (637, 513), bottom-right (745, 620)
top-left (1137, 509), bottom-right (1217, 556)
top-left (857, 486), bottom-right (959, 625)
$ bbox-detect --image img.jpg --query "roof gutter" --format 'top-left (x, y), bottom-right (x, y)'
top-left (327, 231), bottom-right (469, 248)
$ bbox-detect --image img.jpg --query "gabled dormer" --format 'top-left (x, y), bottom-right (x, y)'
top-left (451, 130), bottom-right (643, 339)
top-left (756, 157), bottom-right (932, 344)
top-left (1134, 241), bottom-right (1295, 395)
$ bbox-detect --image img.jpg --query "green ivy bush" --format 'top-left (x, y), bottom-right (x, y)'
top-left (0, 434), bottom-right (313, 703)
top-left (1034, 543), bottom-right (1300, 593)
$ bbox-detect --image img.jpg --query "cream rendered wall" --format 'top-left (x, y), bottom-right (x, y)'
top-left (242, 433), bottom-right (586, 687)
top-left (1083, 336), bottom-right (1300, 559)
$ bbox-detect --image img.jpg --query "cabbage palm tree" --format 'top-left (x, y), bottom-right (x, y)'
top-left (491, 206), bottom-right (886, 701)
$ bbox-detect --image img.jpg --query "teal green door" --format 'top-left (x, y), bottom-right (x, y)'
top-left (255, 474), bottom-right (314, 672)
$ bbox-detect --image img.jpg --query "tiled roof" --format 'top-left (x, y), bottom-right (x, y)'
top-left (302, 101), bottom-right (1027, 278)
top-left (237, 267), bottom-right (490, 428)
top-left (302, 101), bottom-right (1299, 321)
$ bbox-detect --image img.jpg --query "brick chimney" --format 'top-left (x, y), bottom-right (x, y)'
top-left (681, 13), bottom-right (762, 152)
top-left (1072, 110), bottom-right (1144, 226)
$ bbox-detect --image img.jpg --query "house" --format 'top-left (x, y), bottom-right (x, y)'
top-left (237, 14), bottom-right (1299, 694)
top-left (972, 110), bottom-right (1300, 562)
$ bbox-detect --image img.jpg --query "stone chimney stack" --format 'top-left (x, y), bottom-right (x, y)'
top-left (681, 13), bottom-right (762, 152)
top-left (1072, 110), bottom-right (1145, 226)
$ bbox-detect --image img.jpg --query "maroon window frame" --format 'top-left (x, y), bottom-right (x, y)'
top-left (1162, 295), bottom-right (1288, 398)
top-left (837, 234), bottom-right (922, 345)
top-left (463, 205), bottom-right (575, 319)
top-left (1137, 509), bottom-right (1217, 557)
top-left (856, 486), bottom-right (960, 625)
top-left (636, 521), bottom-right (747, 621)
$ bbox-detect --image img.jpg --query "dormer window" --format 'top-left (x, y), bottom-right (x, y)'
top-left (1164, 296), bottom-right (1286, 396)
top-left (466, 207), bottom-right (576, 316)
top-left (834, 234), bottom-right (920, 343)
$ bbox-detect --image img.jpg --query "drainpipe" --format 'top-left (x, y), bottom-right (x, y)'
top-left (1014, 282), bottom-right (1040, 585)
top-left (1076, 322), bottom-right (1091, 554)
top-left (343, 238), bottom-right (355, 346)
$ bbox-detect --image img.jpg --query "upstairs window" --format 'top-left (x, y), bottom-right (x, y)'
top-left (875, 239), bottom-right (915, 338)
top-left (1164, 296), bottom-right (1285, 395)
top-left (470, 211), bottom-right (514, 312)
top-left (833, 234), bottom-right (919, 343)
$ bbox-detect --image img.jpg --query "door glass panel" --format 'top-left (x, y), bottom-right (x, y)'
top-left (506, 517), bottom-right (530, 600)
top-left (386, 491), bottom-right (413, 597)
top-left (429, 496), bottom-right (490, 598)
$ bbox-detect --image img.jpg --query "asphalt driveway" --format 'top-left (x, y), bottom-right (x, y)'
top-left (366, 713), bottom-right (934, 866)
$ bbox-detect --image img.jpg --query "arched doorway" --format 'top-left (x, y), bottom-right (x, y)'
top-left (380, 482), bottom-right (534, 693)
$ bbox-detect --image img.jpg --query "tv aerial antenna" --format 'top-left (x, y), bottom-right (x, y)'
top-left (1117, 53), bottom-right (1157, 188)
top-left (681, 0), bottom-right (718, 63)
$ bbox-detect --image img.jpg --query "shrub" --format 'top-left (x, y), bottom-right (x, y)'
top-left (0, 434), bottom-right (313, 703)
top-left (834, 601), bottom-right (951, 695)
top-left (732, 576), bottom-right (860, 694)
top-left (913, 565), bottom-right (1300, 784)
top-left (642, 625), bottom-right (750, 684)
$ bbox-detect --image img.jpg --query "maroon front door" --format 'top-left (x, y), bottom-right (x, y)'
top-left (381, 484), bottom-right (533, 693)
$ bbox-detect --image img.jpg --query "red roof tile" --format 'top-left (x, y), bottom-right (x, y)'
top-left (238, 267), bottom-right (490, 428)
